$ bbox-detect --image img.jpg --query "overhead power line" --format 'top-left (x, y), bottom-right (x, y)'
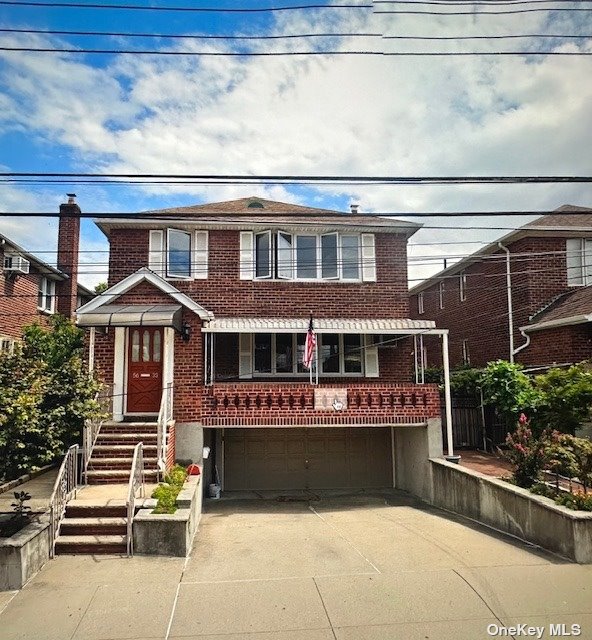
top-left (0, 1), bottom-right (371, 12)
top-left (375, 7), bottom-right (592, 14)
top-left (1, 27), bottom-right (589, 41)
top-left (2, 46), bottom-right (590, 56)
top-left (1, 173), bottom-right (591, 184)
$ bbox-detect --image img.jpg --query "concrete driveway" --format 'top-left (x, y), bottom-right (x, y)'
top-left (1, 490), bottom-right (591, 640)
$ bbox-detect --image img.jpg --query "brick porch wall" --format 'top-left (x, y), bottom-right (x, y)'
top-left (201, 382), bottom-right (440, 427)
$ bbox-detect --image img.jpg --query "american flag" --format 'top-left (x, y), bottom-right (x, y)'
top-left (303, 315), bottom-right (316, 370)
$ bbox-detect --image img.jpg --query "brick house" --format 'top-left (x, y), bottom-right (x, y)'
top-left (409, 205), bottom-right (592, 370)
top-left (0, 195), bottom-right (93, 352)
top-left (77, 197), bottom-right (454, 495)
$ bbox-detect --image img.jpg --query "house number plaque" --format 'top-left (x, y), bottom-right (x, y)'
top-left (314, 388), bottom-right (348, 411)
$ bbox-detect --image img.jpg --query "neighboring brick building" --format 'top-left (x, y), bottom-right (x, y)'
top-left (409, 205), bottom-right (592, 370)
top-left (0, 195), bottom-right (93, 352)
top-left (77, 197), bottom-right (451, 493)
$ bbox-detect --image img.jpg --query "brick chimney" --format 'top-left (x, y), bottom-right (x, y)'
top-left (56, 193), bottom-right (81, 318)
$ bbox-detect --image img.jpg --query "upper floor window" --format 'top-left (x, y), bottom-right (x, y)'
top-left (149, 229), bottom-right (208, 280)
top-left (459, 271), bottom-right (467, 301)
top-left (417, 292), bottom-right (424, 315)
top-left (439, 281), bottom-right (445, 309)
top-left (566, 238), bottom-right (592, 286)
top-left (240, 231), bottom-right (376, 282)
top-left (38, 277), bottom-right (56, 313)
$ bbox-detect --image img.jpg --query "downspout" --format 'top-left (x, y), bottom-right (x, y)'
top-left (513, 328), bottom-right (531, 357)
top-left (498, 242), bottom-right (514, 363)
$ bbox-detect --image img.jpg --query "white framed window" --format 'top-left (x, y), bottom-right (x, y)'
top-left (247, 231), bottom-right (374, 282)
top-left (0, 335), bottom-right (16, 354)
top-left (460, 271), bottom-right (467, 301)
top-left (149, 229), bottom-right (208, 280)
top-left (566, 238), bottom-right (592, 286)
top-left (439, 281), bottom-right (445, 309)
top-left (418, 292), bottom-right (424, 315)
top-left (462, 339), bottom-right (470, 365)
top-left (251, 333), bottom-right (364, 376)
top-left (37, 277), bottom-right (56, 313)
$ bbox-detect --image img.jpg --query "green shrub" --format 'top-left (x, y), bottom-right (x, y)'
top-left (554, 491), bottom-right (592, 511)
top-left (164, 464), bottom-right (188, 487)
top-left (504, 420), bottom-right (548, 488)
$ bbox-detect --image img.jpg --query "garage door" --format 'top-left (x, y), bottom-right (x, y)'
top-left (224, 428), bottom-right (393, 491)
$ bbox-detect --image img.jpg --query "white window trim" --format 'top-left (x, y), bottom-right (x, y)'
top-left (566, 237), bottom-right (592, 287)
top-left (150, 228), bottom-right (209, 281)
top-left (460, 271), bottom-right (467, 302)
top-left (252, 230), bottom-right (372, 283)
top-left (439, 281), bottom-right (445, 309)
top-left (418, 292), bottom-right (425, 315)
top-left (251, 333), bottom-right (365, 377)
top-left (462, 339), bottom-right (470, 365)
top-left (0, 335), bottom-right (17, 354)
top-left (166, 228), bottom-right (192, 280)
top-left (37, 277), bottom-right (56, 314)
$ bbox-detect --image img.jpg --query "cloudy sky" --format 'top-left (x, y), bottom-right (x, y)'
top-left (0, 0), bottom-right (591, 288)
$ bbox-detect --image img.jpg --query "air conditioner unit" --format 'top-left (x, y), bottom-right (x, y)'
top-left (3, 255), bottom-right (30, 275)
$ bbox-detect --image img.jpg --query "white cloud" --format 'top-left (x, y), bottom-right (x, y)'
top-left (1, 8), bottom-right (591, 288)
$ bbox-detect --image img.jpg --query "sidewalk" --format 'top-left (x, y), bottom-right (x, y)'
top-left (0, 467), bottom-right (59, 513)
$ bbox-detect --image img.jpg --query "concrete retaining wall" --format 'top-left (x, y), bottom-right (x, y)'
top-left (0, 515), bottom-right (51, 590)
top-left (430, 458), bottom-right (592, 563)
top-left (133, 474), bottom-right (203, 557)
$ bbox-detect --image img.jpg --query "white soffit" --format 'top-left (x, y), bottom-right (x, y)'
top-left (203, 318), bottom-right (437, 334)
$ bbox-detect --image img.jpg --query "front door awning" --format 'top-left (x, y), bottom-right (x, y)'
top-left (77, 304), bottom-right (183, 330)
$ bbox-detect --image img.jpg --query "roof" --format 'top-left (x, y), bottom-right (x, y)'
top-left (95, 196), bottom-right (421, 237)
top-left (203, 317), bottom-right (438, 334)
top-left (76, 267), bottom-right (213, 320)
top-left (77, 304), bottom-right (183, 331)
top-left (522, 286), bottom-right (592, 332)
top-left (409, 204), bottom-right (592, 295)
top-left (1, 232), bottom-right (65, 279)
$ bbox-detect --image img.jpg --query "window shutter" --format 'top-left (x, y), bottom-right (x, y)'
top-left (192, 231), bottom-right (208, 279)
top-left (566, 238), bottom-right (583, 286)
top-left (361, 234), bottom-right (376, 281)
top-left (240, 232), bottom-right (254, 280)
top-left (239, 333), bottom-right (253, 379)
top-left (149, 230), bottom-right (165, 276)
top-left (363, 335), bottom-right (379, 378)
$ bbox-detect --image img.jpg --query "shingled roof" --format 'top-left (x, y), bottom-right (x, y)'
top-left (524, 285), bottom-right (592, 332)
top-left (522, 205), bottom-right (592, 230)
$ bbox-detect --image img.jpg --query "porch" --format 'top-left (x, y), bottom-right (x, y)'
top-left (201, 382), bottom-right (441, 428)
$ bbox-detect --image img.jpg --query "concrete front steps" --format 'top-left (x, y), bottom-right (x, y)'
top-left (86, 421), bottom-right (160, 485)
top-left (55, 501), bottom-right (128, 555)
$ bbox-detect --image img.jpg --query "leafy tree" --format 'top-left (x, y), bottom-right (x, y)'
top-left (0, 316), bottom-right (102, 480)
top-left (480, 360), bottom-right (540, 426)
top-left (533, 363), bottom-right (592, 435)
top-left (94, 282), bottom-right (108, 294)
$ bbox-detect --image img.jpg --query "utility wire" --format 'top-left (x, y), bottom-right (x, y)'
top-left (0, 1), bottom-right (372, 12)
top-left (2, 46), bottom-right (590, 55)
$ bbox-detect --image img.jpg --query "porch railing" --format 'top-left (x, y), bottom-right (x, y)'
top-left (202, 382), bottom-right (441, 427)
top-left (49, 444), bottom-right (79, 558)
top-left (126, 442), bottom-right (145, 557)
top-left (156, 383), bottom-right (173, 477)
top-left (82, 385), bottom-right (113, 484)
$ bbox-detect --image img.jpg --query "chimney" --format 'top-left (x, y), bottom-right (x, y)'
top-left (350, 204), bottom-right (359, 214)
top-left (56, 193), bottom-right (81, 318)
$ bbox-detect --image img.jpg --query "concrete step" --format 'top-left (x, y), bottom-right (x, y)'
top-left (87, 457), bottom-right (159, 469)
top-left (86, 469), bottom-right (158, 485)
top-left (92, 445), bottom-right (158, 457)
top-left (96, 433), bottom-right (158, 444)
top-left (54, 534), bottom-right (127, 555)
top-left (66, 501), bottom-right (127, 518)
top-left (59, 517), bottom-right (127, 536)
top-left (100, 424), bottom-right (158, 434)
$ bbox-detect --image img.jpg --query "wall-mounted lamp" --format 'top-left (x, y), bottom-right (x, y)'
top-left (181, 322), bottom-right (191, 342)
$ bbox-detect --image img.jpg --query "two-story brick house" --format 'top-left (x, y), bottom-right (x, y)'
top-left (0, 195), bottom-right (93, 352)
top-left (409, 205), bottom-right (592, 370)
top-left (77, 197), bottom-right (452, 495)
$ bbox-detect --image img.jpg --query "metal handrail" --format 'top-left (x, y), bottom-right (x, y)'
top-left (126, 442), bottom-right (145, 557)
top-left (82, 385), bottom-right (112, 484)
top-left (49, 444), bottom-right (79, 558)
top-left (156, 383), bottom-right (173, 478)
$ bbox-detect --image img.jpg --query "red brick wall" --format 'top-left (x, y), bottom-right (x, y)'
top-left (166, 424), bottom-right (176, 470)
top-left (56, 202), bottom-right (81, 318)
top-left (410, 237), bottom-right (575, 368)
top-left (108, 229), bottom-right (410, 318)
top-left (202, 382), bottom-right (440, 427)
top-left (0, 244), bottom-right (52, 339)
top-left (520, 325), bottom-right (592, 367)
